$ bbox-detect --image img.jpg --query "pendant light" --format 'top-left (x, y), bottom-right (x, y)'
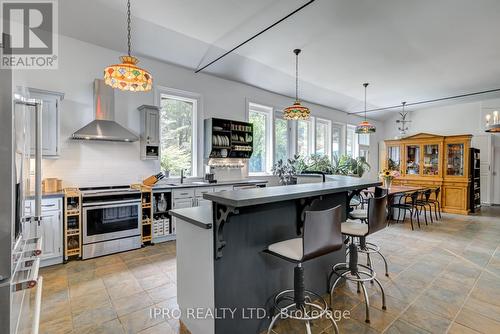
top-left (396, 101), bottom-right (411, 135)
top-left (283, 49), bottom-right (310, 120)
top-left (104, 0), bottom-right (153, 92)
top-left (355, 83), bottom-right (376, 134)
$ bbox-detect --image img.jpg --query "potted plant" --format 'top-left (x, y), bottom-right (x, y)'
top-left (272, 156), bottom-right (300, 185)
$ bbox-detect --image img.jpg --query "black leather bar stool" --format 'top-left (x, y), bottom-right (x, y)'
top-left (329, 195), bottom-right (388, 323)
top-left (349, 187), bottom-right (386, 223)
top-left (265, 205), bottom-right (343, 334)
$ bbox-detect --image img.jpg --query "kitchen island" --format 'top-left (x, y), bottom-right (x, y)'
top-left (170, 177), bottom-right (381, 334)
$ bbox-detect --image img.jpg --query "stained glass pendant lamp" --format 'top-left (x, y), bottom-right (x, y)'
top-left (283, 49), bottom-right (310, 120)
top-left (355, 83), bottom-right (376, 134)
top-left (104, 0), bottom-right (152, 92)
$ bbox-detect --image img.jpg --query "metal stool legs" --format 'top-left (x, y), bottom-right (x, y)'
top-left (328, 241), bottom-right (387, 323)
top-left (268, 264), bottom-right (339, 334)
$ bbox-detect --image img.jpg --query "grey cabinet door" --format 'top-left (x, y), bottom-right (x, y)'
top-left (146, 109), bottom-right (160, 145)
top-left (28, 90), bottom-right (62, 157)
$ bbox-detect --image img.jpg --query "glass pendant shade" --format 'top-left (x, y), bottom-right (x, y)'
top-left (355, 82), bottom-right (376, 134)
top-left (104, 55), bottom-right (152, 92)
top-left (355, 121), bottom-right (377, 134)
top-left (283, 101), bottom-right (310, 120)
top-left (103, 0), bottom-right (153, 92)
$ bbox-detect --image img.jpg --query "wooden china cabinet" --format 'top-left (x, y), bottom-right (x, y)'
top-left (383, 133), bottom-right (472, 215)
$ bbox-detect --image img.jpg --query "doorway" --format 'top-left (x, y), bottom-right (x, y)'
top-left (494, 147), bottom-right (500, 205)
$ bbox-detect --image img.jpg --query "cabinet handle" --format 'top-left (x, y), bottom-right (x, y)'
top-left (42, 204), bottom-right (56, 208)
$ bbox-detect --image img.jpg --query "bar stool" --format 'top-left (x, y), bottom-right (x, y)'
top-left (349, 187), bottom-right (387, 223)
top-left (265, 205), bottom-right (343, 334)
top-left (329, 195), bottom-right (388, 323)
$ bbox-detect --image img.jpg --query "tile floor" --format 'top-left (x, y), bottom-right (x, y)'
top-left (39, 208), bottom-right (500, 334)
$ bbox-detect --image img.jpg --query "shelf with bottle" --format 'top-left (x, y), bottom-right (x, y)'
top-left (64, 188), bottom-right (82, 261)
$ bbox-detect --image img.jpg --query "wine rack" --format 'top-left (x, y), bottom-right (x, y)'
top-left (64, 188), bottom-right (82, 260)
top-left (131, 184), bottom-right (153, 244)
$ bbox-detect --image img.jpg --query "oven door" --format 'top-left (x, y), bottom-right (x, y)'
top-left (83, 200), bottom-right (140, 244)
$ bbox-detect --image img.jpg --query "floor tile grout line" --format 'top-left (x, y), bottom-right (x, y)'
top-left (441, 247), bottom-right (500, 280)
top-left (444, 241), bottom-right (499, 334)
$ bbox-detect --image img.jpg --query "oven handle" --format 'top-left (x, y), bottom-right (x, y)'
top-left (82, 199), bottom-right (141, 208)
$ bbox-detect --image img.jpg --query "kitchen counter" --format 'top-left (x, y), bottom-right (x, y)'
top-left (204, 176), bottom-right (381, 207)
top-left (27, 191), bottom-right (65, 199)
top-left (171, 177), bottom-right (381, 334)
top-left (153, 178), bottom-right (267, 190)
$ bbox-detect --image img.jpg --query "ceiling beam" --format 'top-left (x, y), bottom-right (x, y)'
top-left (194, 0), bottom-right (316, 74)
top-left (348, 88), bottom-right (500, 115)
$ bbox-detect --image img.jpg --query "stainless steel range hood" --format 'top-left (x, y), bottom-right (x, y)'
top-left (72, 79), bottom-right (138, 142)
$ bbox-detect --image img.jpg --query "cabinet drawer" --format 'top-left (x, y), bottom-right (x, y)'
top-left (195, 187), bottom-right (214, 197)
top-left (172, 188), bottom-right (195, 199)
top-left (41, 198), bottom-right (61, 211)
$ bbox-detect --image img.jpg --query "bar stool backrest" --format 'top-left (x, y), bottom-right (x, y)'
top-left (302, 205), bottom-right (343, 262)
top-left (367, 195), bottom-right (388, 235)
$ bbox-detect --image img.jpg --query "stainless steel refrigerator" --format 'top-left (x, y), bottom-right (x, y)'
top-left (0, 66), bottom-right (44, 333)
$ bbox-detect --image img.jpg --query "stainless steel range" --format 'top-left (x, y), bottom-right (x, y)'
top-left (81, 186), bottom-right (142, 259)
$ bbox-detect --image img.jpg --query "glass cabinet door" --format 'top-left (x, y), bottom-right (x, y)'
top-left (446, 143), bottom-right (464, 176)
top-left (387, 146), bottom-right (401, 171)
top-left (423, 144), bottom-right (439, 175)
top-left (406, 145), bottom-right (420, 175)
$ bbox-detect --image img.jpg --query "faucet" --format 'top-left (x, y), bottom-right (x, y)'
top-left (180, 169), bottom-right (185, 184)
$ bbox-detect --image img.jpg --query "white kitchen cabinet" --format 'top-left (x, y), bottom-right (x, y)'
top-left (139, 105), bottom-right (160, 160)
top-left (196, 198), bottom-right (212, 207)
top-left (25, 197), bottom-right (63, 267)
top-left (28, 88), bottom-right (64, 158)
top-left (39, 209), bottom-right (63, 264)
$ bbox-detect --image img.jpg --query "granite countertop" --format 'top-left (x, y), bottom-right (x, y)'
top-left (204, 177), bottom-right (381, 208)
top-left (153, 179), bottom-right (267, 190)
top-left (169, 206), bottom-right (213, 229)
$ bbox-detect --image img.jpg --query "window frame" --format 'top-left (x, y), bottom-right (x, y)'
top-left (331, 122), bottom-right (345, 159)
top-left (315, 117), bottom-right (332, 157)
top-left (155, 86), bottom-right (202, 178)
top-left (273, 110), bottom-right (292, 164)
top-left (247, 102), bottom-right (273, 175)
top-left (295, 116), bottom-right (315, 158)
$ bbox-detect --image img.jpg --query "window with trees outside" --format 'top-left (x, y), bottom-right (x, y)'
top-left (248, 103), bottom-right (272, 174)
top-left (358, 133), bottom-right (370, 160)
top-left (332, 124), bottom-right (343, 158)
top-left (315, 118), bottom-right (331, 156)
top-left (159, 93), bottom-right (197, 177)
top-left (274, 112), bottom-right (289, 163)
top-left (346, 125), bottom-right (358, 158)
top-left (297, 118), bottom-right (313, 157)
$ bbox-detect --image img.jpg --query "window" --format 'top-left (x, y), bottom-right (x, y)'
top-left (159, 93), bottom-right (197, 177)
top-left (315, 118), bottom-right (331, 157)
top-left (358, 133), bottom-right (370, 161)
top-left (346, 125), bottom-right (358, 158)
top-left (248, 103), bottom-right (272, 174)
top-left (297, 118), bottom-right (313, 157)
top-left (274, 113), bottom-right (289, 163)
top-left (332, 124), bottom-right (343, 158)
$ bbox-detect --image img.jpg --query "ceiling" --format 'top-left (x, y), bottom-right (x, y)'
top-left (59, 0), bottom-right (500, 120)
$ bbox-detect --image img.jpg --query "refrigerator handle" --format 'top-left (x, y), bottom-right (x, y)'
top-left (34, 100), bottom-right (43, 225)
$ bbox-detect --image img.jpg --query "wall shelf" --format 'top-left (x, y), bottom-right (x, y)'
top-left (204, 118), bottom-right (254, 159)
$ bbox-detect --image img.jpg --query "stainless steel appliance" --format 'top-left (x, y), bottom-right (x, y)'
top-left (1, 65), bottom-right (44, 334)
top-left (72, 79), bottom-right (138, 142)
top-left (81, 186), bottom-right (142, 259)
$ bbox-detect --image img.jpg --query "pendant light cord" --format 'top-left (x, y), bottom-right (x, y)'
top-left (127, 0), bottom-right (131, 56)
top-left (363, 83), bottom-right (369, 121)
top-left (294, 49), bottom-right (301, 102)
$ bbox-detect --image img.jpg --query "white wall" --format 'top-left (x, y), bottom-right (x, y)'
top-left (13, 35), bottom-right (383, 187)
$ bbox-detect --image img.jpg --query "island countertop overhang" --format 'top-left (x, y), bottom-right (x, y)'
top-left (203, 177), bottom-right (382, 208)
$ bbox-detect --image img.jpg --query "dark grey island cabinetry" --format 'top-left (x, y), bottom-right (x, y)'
top-left (170, 176), bottom-right (381, 334)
